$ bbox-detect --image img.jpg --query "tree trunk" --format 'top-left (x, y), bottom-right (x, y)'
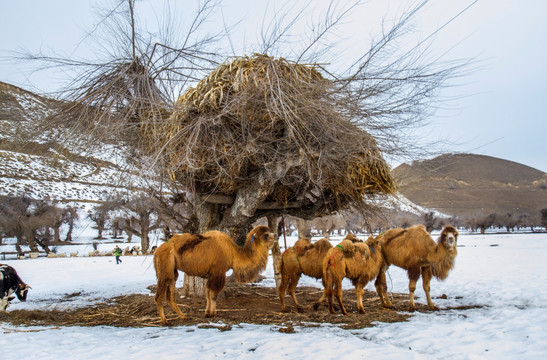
top-left (139, 217), bottom-right (151, 252)
top-left (27, 235), bottom-right (39, 252)
top-left (297, 218), bottom-right (311, 239)
top-left (15, 236), bottom-right (23, 255)
top-left (65, 221), bottom-right (73, 242)
top-left (182, 201), bottom-right (219, 297)
top-left (268, 216), bottom-right (282, 290)
top-left (54, 225), bottom-right (61, 242)
top-left (97, 225), bottom-right (104, 239)
top-left (141, 232), bottom-right (150, 253)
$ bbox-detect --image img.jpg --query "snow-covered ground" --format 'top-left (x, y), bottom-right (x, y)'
top-left (1, 232), bottom-right (547, 359)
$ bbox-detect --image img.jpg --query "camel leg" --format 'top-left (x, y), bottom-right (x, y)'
top-left (313, 289), bottom-right (327, 310)
top-left (375, 268), bottom-right (394, 309)
top-left (205, 275), bottom-right (225, 318)
top-left (166, 280), bottom-right (186, 321)
top-left (313, 277), bottom-right (328, 311)
top-left (288, 274), bottom-right (303, 311)
top-left (325, 275), bottom-right (335, 314)
top-left (154, 279), bottom-right (169, 325)
top-left (155, 277), bottom-right (185, 325)
top-left (422, 266), bottom-right (437, 310)
top-left (408, 279), bottom-right (418, 311)
top-left (407, 267), bottom-right (421, 312)
top-left (334, 279), bottom-right (348, 315)
top-left (205, 287), bottom-right (212, 315)
top-left (278, 272), bottom-right (289, 312)
top-left (205, 289), bottom-right (218, 318)
top-left (356, 284), bottom-right (365, 314)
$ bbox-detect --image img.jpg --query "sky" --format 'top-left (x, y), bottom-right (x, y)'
top-left (0, 0), bottom-right (546, 172)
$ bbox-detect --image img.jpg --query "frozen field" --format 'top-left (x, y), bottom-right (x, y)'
top-left (1, 232), bottom-right (547, 359)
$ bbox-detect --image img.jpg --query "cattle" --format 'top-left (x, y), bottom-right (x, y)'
top-left (0, 264), bottom-right (31, 311)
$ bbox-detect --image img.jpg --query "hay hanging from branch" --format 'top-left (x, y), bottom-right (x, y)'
top-left (140, 53), bottom-right (395, 208)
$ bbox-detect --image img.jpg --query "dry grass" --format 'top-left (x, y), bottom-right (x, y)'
top-left (139, 54), bottom-right (396, 207)
top-left (0, 283), bottom-right (482, 330)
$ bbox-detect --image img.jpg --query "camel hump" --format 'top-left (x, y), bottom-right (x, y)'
top-left (175, 234), bottom-right (207, 256)
top-left (313, 238), bottom-right (333, 254)
top-left (337, 239), bottom-right (356, 257)
top-left (293, 238), bottom-right (313, 256)
top-left (382, 228), bottom-right (407, 245)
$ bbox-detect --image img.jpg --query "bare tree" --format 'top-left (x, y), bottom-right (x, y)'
top-left (111, 216), bottom-right (126, 239)
top-left (422, 211), bottom-right (445, 233)
top-left (63, 205), bottom-right (80, 242)
top-left (120, 194), bottom-right (162, 252)
top-left (88, 200), bottom-right (121, 239)
top-left (21, 0), bottom-right (473, 295)
top-left (0, 196), bottom-right (35, 253)
top-left (541, 209), bottom-right (547, 231)
top-left (0, 196), bottom-right (63, 254)
top-left (501, 213), bottom-right (516, 233)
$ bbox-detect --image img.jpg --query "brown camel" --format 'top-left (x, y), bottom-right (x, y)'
top-left (374, 224), bottom-right (459, 312)
top-left (153, 225), bottom-right (275, 325)
top-left (278, 233), bottom-right (363, 312)
top-left (316, 235), bottom-right (383, 315)
top-left (278, 237), bottom-right (332, 312)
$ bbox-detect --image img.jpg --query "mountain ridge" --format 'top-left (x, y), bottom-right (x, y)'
top-left (393, 153), bottom-right (547, 217)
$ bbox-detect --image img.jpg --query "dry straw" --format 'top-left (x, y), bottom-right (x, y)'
top-left (140, 53), bottom-right (395, 207)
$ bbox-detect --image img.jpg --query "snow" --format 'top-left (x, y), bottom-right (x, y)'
top-left (2, 232), bottom-right (547, 359)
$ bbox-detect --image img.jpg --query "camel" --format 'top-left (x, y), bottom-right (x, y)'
top-left (278, 237), bottom-right (332, 312)
top-left (153, 225), bottom-right (275, 325)
top-left (374, 224), bottom-right (459, 312)
top-left (278, 233), bottom-right (363, 312)
top-left (316, 235), bottom-right (383, 315)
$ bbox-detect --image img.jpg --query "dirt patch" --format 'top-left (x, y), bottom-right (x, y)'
top-left (0, 281), bottom-right (482, 330)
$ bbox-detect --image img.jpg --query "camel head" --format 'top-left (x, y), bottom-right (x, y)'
top-left (439, 225), bottom-right (459, 253)
top-left (365, 234), bottom-right (382, 251)
top-left (247, 225), bottom-right (276, 249)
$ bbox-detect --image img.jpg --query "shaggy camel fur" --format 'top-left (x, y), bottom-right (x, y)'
top-left (375, 224), bottom-right (459, 311)
top-left (278, 234), bottom-right (363, 312)
top-left (154, 225), bottom-right (275, 325)
top-left (316, 235), bottom-right (383, 315)
top-left (278, 237), bottom-right (332, 312)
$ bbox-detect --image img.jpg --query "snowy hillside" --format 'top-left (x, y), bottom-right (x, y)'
top-left (1, 81), bottom-right (436, 220)
top-left (0, 81), bottom-right (155, 207)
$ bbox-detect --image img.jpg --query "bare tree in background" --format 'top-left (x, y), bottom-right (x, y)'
top-left (21, 0), bottom-right (473, 295)
top-left (63, 205), bottom-right (80, 242)
top-left (88, 200), bottom-right (121, 239)
top-left (120, 194), bottom-right (162, 252)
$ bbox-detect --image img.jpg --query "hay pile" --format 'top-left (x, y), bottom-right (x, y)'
top-left (141, 54), bottom-right (395, 208)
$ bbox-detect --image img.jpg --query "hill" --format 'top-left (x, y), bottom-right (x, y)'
top-left (5, 81), bottom-right (544, 223)
top-left (0, 81), bottom-right (147, 209)
top-left (392, 153), bottom-right (547, 218)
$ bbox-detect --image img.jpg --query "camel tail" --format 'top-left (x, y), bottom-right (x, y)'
top-left (154, 243), bottom-right (178, 298)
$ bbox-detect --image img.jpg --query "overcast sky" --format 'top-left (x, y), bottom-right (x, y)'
top-left (1, 0), bottom-right (546, 172)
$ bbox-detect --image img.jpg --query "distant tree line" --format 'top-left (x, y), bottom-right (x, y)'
top-left (0, 196), bottom-right (78, 254)
top-left (2, 194), bottom-right (546, 255)
top-left (0, 193), bottom-right (192, 254)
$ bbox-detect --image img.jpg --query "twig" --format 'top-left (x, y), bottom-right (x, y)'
top-left (2, 326), bottom-right (61, 333)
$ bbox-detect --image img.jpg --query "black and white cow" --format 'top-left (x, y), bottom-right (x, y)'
top-left (0, 264), bottom-right (31, 311)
